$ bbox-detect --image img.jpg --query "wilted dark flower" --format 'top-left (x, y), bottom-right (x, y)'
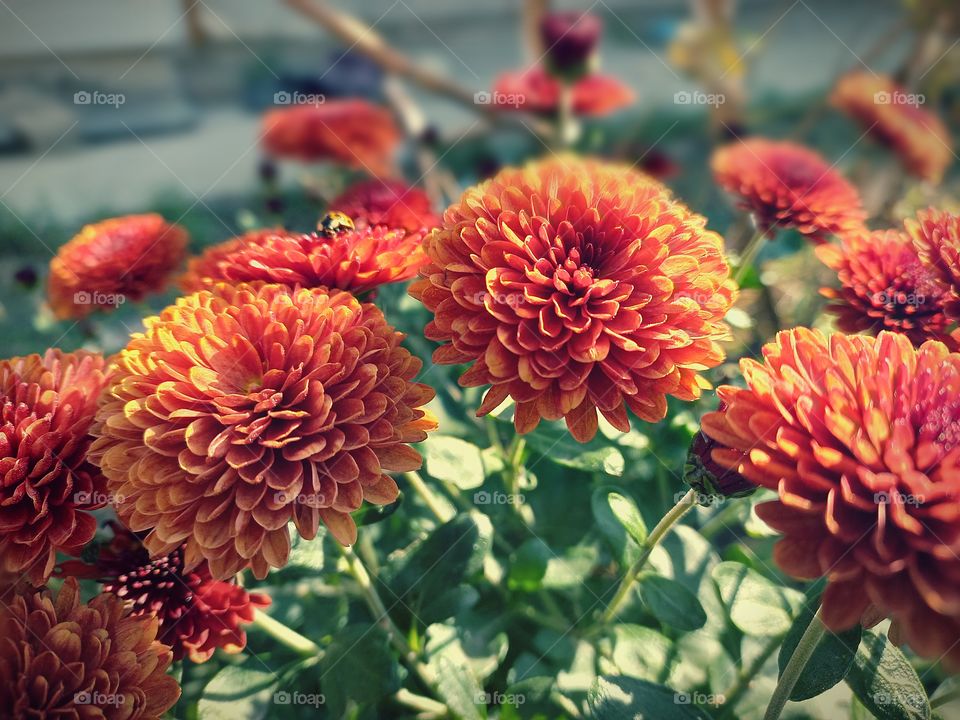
top-left (89, 283), bottom-right (437, 579)
top-left (540, 11), bottom-right (603, 79)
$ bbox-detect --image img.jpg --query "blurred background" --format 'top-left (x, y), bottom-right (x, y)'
top-left (0, 0), bottom-right (954, 355)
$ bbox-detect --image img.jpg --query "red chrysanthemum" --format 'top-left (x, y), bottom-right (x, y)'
top-left (410, 156), bottom-right (736, 442)
top-left (816, 229), bottom-right (957, 348)
top-left (831, 72), bottom-right (953, 182)
top-left (180, 225), bottom-right (426, 296)
top-left (702, 329), bottom-right (960, 668)
top-left (492, 66), bottom-right (634, 117)
top-left (711, 138), bottom-right (867, 241)
top-left (89, 282), bottom-right (436, 579)
top-left (905, 207), bottom-right (960, 320)
top-left (0, 349), bottom-right (111, 585)
top-left (48, 214), bottom-right (188, 319)
top-left (59, 523), bottom-right (270, 663)
top-left (261, 100), bottom-right (401, 176)
top-left (328, 179), bottom-right (440, 234)
top-left (0, 578), bottom-right (180, 718)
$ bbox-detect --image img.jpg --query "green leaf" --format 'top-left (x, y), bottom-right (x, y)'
top-left (712, 561), bottom-right (803, 636)
top-left (284, 530), bottom-right (325, 574)
top-left (198, 665), bottom-right (278, 720)
top-left (520, 422), bottom-right (625, 476)
top-left (434, 655), bottom-right (487, 720)
top-left (424, 436), bottom-right (485, 490)
top-left (425, 623), bottom-right (508, 683)
top-left (607, 492), bottom-right (648, 546)
top-left (640, 575), bottom-right (707, 632)
top-left (319, 625), bottom-right (400, 718)
top-left (508, 539), bottom-right (598, 591)
top-left (592, 486), bottom-right (638, 564)
top-left (777, 603), bottom-right (861, 701)
top-left (608, 625), bottom-right (673, 682)
top-left (588, 676), bottom-right (712, 719)
top-left (846, 630), bottom-right (931, 720)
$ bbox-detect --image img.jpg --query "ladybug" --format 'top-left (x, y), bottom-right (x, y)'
top-left (317, 211), bottom-right (355, 236)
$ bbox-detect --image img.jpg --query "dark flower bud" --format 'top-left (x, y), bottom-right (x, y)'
top-left (540, 11), bottom-right (603, 81)
top-left (685, 430), bottom-right (756, 500)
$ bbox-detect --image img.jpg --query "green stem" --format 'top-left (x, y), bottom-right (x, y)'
top-left (338, 544), bottom-right (443, 704)
top-left (931, 686), bottom-right (960, 709)
top-left (404, 470), bottom-right (454, 523)
top-left (698, 497), bottom-right (748, 541)
top-left (395, 688), bottom-right (448, 716)
top-left (251, 609), bottom-right (322, 657)
top-left (505, 435), bottom-right (527, 495)
top-left (599, 489), bottom-right (698, 624)
top-left (556, 81), bottom-right (578, 148)
top-left (718, 630), bottom-right (785, 717)
top-left (734, 228), bottom-right (769, 285)
top-left (763, 606), bottom-right (826, 720)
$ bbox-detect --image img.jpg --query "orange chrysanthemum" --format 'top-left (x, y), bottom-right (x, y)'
top-left (59, 523), bottom-right (270, 663)
top-left (261, 100), bottom-right (401, 176)
top-left (711, 138), bottom-right (867, 241)
top-left (831, 72), bottom-right (953, 182)
top-left (906, 207), bottom-right (960, 320)
top-left (702, 329), bottom-right (960, 668)
top-left (410, 156), bottom-right (736, 442)
top-left (492, 66), bottom-right (634, 117)
top-left (816, 229), bottom-right (957, 348)
top-left (329, 179), bottom-right (440, 234)
top-left (89, 282), bottom-right (436, 579)
top-left (0, 349), bottom-right (111, 585)
top-left (48, 214), bottom-right (187, 319)
top-left (181, 225), bottom-right (426, 296)
top-left (0, 578), bottom-right (180, 718)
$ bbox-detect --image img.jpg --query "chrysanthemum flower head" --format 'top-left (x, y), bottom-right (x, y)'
top-left (181, 223), bottom-right (426, 296)
top-left (48, 214), bottom-right (187, 319)
top-left (492, 66), bottom-right (634, 117)
top-left (711, 138), bottom-right (867, 241)
top-left (702, 329), bottom-right (960, 668)
top-left (817, 228), bottom-right (957, 348)
top-left (261, 99), bottom-right (401, 177)
top-left (59, 522), bottom-right (270, 663)
top-left (410, 156), bottom-right (737, 442)
top-left (329, 179), bottom-right (440, 234)
top-left (0, 349), bottom-right (111, 585)
top-left (831, 72), bottom-right (953, 182)
top-left (905, 207), bottom-right (960, 320)
top-left (0, 578), bottom-right (180, 718)
top-left (89, 282), bottom-right (436, 579)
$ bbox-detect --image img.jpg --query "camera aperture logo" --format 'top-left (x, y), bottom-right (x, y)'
top-left (274, 91), bottom-right (326, 107)
top-left (273, 691), bottom-right (325, 707)
top-left (74, 691), bottom-right (125, 708)
top-left (73, 290), bottom-right (125, 309)
top-left (674, 90), bottom-right (725, 107)
top-left (73, 90), bottom-right (125, 108)
top-left (874, 90), bottom-right (924, 107)
top-left (474, 90), bottom-right (525, 108)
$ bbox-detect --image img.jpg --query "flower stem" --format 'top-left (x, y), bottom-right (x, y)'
top-left (251, 608), bottom-right (323, 657)
top-left (338, 544), bottom-right (443, 703)
top-left (404, 470), bottom-right (454, 523)
top-left (599, 489), bottom-right (698, 624)
top-left (394, 688), bottom-right (448, 716)
top-left (556, 81), bottom-right (578, 148)
top-left (763, 606), bottom-right (826, 720)
top-left (734, 227), bottom-right (769, 285)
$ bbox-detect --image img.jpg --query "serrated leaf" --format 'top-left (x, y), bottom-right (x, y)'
top-left (320, 625), bottom-right (400, 718)
top-left (607, 492), bottom-right (647, 546)
top-left (588, 676), bottom-right (712, 719)
top-left (777, 603), bottom-right (861, 701)
top-left (640, 575), bottom-right (707, 632)
top-left (198, 665), bottom-right (278, 720)
top-left (846, 630), bottom-right (930, 720)
top-left (424, 436), bottom-right (485, 489)
top-left (712, 561), bottom-right (803, 636)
